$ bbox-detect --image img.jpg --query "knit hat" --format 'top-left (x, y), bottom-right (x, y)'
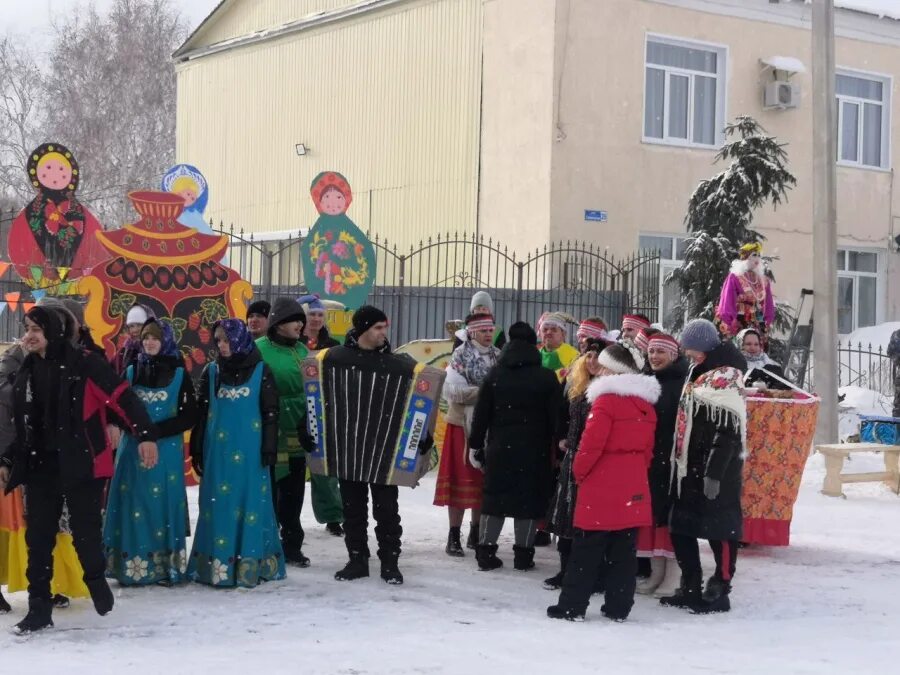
top-left (247, 300), bottom-right (271, 318)
top-left (298, 294), bottom-right (326, 315)
top-left (621, 314), bottom-right (651, 333)
top-left (267, 297), bottom-right (306, 335)
top-left (214, 318), bottom-right (255, 357)
top-left (576, 318), bottom-right (610, 343)
top-left (352, 305), bottom-right (389, 336)
top-left (36, 297), bottom-right (77, 341)
top-left (508, 321), bottom-right (537, 346)
top-left (680, 319), bottom-right (721, 353)
top-left (470, 291), bottom-right (494, 314)
top-left (647, 334), bottom-right (680, 359)
top-left (465, 312), bottom-right (495, 337)
top-left (141, 320), bottom-right (163, 340)
top-left (61, 299), bottom-right (85, 327)
top-left (597, 343), bottom-right (639, 374)
top-left (126, 305), bottom-right (149, 326)
top-left (538, 311), bottom-right (575, 333)
top-left (634, 328), bottom-right (650, 352)
top-left (139, 318), bottom-right (179, 361)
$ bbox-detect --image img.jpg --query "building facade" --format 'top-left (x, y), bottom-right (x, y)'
top-left (176, 0), bottom-right (900, 334)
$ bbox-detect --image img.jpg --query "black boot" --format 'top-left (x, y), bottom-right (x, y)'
top-left (85, 576), bottom-right (114, 616)
top-left (475, 543), bottom-right (503, 571)
top-left (282, 535), bottom-right (311, 568)
top-left (466, 522), bottom-right (479, 550)
top-left (546, 604), bottom-right (585, 622)
top-left (659, 572), bottom-right (702, 610)
top-left (533, 530), bottom-right (552, 547)
top-left (379, 553), bottom-right (404, 585)
top-left (543, 570), bottom-right (564, 590)
top-left (325, 522), bottom-right (344, 537)
top-left (334, 555), bottom-right (369, 581)
top-left (51, 594), bottom-right (70, 609)
top-left (513, 545), bottom-right (536, 571)
top-left (445, 527), bottom-right (465, 557)
top-left (0, 590), bottom-right (11, 614)
top-left (600, 604), bottom-right (628, 623)
top-left (13, 597), bottom-right (54, 635)
top-left (692, 575), bottom-right (732, 614)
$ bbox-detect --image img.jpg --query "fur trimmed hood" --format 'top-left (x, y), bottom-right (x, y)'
top-left (587, 373), bottom-right (661, 405)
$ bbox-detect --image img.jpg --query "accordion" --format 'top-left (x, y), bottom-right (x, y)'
top-left (302, 347), bottom-right (445, 487)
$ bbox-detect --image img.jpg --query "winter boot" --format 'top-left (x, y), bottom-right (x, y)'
top-left (325, 522), bottom-right (344, 537)
top-left (600, 604), bottom-right (629, 623)
top-left (475, 544), bottom-right (503, 571)
top-left (334, 555), bottom-right (369, 581)
top-left (0, 589), bottom-right (11, 614)
top-left (691, 575), bottom-right (732, 614)
top-left (659, 572), bottom-right (702, 610)
top-left (546, 604), bottom-right (585, 622)
top-left (636, 557), bottom-right (666, 595)
top-left (85, 576), bottom-right (114, 616)
top-left (282, 537), bottom-right (311, 568)
top-left (379, 553), bottom-right (404, 585)
top-left (445, 527), bottom-right (465, 557)
top-left (51, 594), bottom-right (71, 609)
top-left (13, 597), bottom-right (53, 635)
top-left (466, 522), bottom-right (479, 550)
top-left (533, 530), bottom-right (552, 547)
top-left (544, 543), bottom-right (571, 590)
top-left (653, 558), bottom-right (682, 599)
top-left (513, 545), bottom-right (536, 571)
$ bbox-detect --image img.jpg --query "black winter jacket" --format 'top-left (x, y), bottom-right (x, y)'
top-left (469, 339), bottom-right (563, 518)
top-left (669, 342), bottom-right (747, 541)
top-left (650, 356), bottom-right (689, 526)
top-left (190, 347), bottom-right (280, 469)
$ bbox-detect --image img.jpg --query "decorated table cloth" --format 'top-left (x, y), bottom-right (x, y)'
top-left (741, 392), bottom-right (819, 546)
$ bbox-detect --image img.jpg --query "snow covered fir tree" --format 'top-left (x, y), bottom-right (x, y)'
top-left (668, 116), bottom-right (796, 336)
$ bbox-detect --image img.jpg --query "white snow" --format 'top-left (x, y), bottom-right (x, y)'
top-left (760, 55), bottom-right (807, 73)
top-left (838, 384), bottom-right (893, 439)
top-left (3, 467), bottom-right (900, 673)
top-left (835, 0), bottom-right (900, 21)
top-left (845, 322), bottom-right (900, 352)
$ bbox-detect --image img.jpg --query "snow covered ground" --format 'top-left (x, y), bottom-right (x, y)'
top-left (3, 459), bottom-right (900, 674)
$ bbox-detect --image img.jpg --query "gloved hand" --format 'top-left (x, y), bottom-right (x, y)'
top-left (191, 454), bottom-right (203, 478)
top-left (468, 447), bottom-right (485, 471)
top-left (703, 477), bottom-right (721, 500)
top-left (297, 422), bottom-right (316, 454)
top-left (261, 451), bottom-right (277, 468)
top-left (418, 433), bottom-right (434, 455)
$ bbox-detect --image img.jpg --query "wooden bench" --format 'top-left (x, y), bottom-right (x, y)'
top-left (817, 443), bottom-right (900, 498)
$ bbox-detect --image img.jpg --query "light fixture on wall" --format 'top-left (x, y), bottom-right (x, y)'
top-left (295, 143), bottom-right (310, 156)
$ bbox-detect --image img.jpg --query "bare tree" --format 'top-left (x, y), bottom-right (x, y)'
top-left (43, 0), bottom-right (189, 227)
top-left (0, 37), bottom-right (43, 205)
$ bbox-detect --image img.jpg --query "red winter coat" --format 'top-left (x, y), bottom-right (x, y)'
top-left (573, 373), bottom-right (661, 532)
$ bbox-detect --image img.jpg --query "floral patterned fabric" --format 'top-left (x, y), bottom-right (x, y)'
top-left (741, 395), bottom-right (819, 546)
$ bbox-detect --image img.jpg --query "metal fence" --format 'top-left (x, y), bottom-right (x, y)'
top-left (799, 342), bottom-right (895, 399)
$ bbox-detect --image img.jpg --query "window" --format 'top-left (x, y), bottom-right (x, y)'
top-left (836, 249), bottom-right (880, 334)
top-left (836, 71), bottom-right (891, 169)
top-left (643, 36), bottom-right (726, 148)
top-left (640, 234), bottom-right (688, 328)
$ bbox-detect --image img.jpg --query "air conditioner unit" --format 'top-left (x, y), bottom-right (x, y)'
top-left (764, 80), bottom-right (799, 109)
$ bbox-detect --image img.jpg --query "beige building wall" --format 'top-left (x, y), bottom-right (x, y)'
top-left (176, 0), bottom-right (482, 250)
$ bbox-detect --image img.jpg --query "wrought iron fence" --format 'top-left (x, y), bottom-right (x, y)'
top-left (800, 342), bottom-right (895, 399)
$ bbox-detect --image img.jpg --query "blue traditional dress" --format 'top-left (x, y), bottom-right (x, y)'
top-left (104, 365), bottom-right (190, 585)
top-left (188, 358), bottom-right (285, 587)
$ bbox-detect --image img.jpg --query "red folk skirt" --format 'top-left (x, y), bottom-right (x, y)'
top-left (433, 423), bottom-right (483, 510)
top-left (637, 525), bottom-right (674, 559)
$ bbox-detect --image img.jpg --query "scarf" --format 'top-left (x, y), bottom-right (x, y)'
top-left (673, 364), bottom-right (747, 495)
top-left (450, 339), bottom-right (499, 387)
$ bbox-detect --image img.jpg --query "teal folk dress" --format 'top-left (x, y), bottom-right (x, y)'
top-left (188, 361), bottom-right (285, 587)
top-left (104, 366), bottom-right (190, 585)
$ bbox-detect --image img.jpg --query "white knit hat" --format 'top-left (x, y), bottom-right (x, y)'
top-left (126, 306), bottom-right (149, 326)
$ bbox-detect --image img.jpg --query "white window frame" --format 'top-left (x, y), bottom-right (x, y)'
top-left (836, 248), bottom-right (884, 335)
top-left (639, 233), bottom-right (688, 326)
top-left (836, 67), bottom-right (892, 171)
top-left (642, 33), bottom-right (728, 150)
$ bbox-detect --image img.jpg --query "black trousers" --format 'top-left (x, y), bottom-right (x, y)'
top-left (339, 479), bottom-right (401, 560)
top-left (671, 533), bottom-right (739, 582)
top-left (24, 475), bottom-right (106, 601)
top-left (557, 528), bottom-right (637, 619)
top-left (273, 455), bottom-right (307, 547)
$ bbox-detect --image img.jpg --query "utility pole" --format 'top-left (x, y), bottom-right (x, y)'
top-left (812, 0), bottom-right (839, 444)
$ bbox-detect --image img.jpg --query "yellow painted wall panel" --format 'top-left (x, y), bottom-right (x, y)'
top-left (176, 0), bottom-right (482, 251)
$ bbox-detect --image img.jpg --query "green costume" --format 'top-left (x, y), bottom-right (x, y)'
top-left (256, 336), bottom-right (343, 524)
top-left (540, 342), bottom-right (579, 381)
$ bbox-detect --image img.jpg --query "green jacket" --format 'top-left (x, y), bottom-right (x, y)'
top-left (256, 336), bottom-right (309, 469)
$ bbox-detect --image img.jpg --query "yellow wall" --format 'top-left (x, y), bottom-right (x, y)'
top-left (176, 0), bottom-right (482, 249)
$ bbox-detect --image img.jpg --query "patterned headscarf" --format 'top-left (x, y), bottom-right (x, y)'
top-left (310, 171), bottom-right (353, 212)
top-left (138, 318), bottom-right (178, 363)
top-left (214, 318), bottom-right (255, 357)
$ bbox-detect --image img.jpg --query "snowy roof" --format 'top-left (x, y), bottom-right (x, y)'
top-left (834, 0), bottom-right (900, 22)
top-left (760, 56), bottom-right (807, 73)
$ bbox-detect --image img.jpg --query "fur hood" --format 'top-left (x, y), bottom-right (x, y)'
top-left (587, 373), bottom-right (661, 405)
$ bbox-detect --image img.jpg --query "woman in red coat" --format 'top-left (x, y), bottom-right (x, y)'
top-left (547, 344), bottom-right (660, 622)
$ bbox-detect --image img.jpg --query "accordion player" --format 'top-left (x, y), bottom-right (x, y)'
top-left (302, 347), bottom-right (446, 488)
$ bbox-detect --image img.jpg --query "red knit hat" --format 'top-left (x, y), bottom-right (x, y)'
top-left (622, 314), bottom-right (651, 333)
top-left (647, 334), bottom-right (680, 359)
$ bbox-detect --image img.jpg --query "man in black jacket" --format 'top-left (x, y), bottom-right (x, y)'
top-left (0, 307), bottom-right (158, 634)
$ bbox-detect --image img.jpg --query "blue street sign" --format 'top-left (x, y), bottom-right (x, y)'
top-left (584, 210), bottom-right (607, 222)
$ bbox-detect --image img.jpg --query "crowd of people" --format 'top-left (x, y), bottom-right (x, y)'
top-left (0, 288), bottom-right (788, 634)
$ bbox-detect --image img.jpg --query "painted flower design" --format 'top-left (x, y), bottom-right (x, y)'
top-left (211, 559), bottom-right (230, 584)
top-left (125, 556), bottom-right (149, 581)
